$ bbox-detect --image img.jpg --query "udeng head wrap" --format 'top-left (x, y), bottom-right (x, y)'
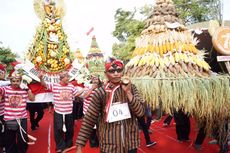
top-left (105, 57), bottom-right (124, 71)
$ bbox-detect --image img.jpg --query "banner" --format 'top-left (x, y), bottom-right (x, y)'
top-left (22, 59), bottom-right (83, 83)
top-left (27, 92), bottom-right (53, 103)
top-left (22, 60), bottom-right (41, 82)
top-left (68, 59), bottom-right (83, 81)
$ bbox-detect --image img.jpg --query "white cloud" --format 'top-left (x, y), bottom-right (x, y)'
top-left (0, 0), bottom-right (153, 57)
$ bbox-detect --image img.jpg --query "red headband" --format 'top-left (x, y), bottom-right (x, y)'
top-left (0, 64), bottom-right (6, 72)
top-left (105, 59), bottom-right (124, 71)
top-left (8, 70), bottom-right (22, 80)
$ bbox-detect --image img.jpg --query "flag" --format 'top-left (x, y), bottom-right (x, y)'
top-left (86, 27), bottom-right (94, 36)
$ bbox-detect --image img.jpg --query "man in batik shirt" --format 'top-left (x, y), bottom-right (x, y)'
top-left (76, 57), bottom-right (145, 153)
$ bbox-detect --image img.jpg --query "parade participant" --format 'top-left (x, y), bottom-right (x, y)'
top-left (193, 121), bottom-right (206, 151)
top-left (137, 113), bottom-right (157, 147)
top-left (145, 106), bottom-right (153, 131)
top-left (82, 75), bottom-right (103, 148)
top-left (71, 80), bottom-right (85, 120)
top-left (174, 109), bottom-right (191, 143)
top-left (76, 57), bottom-right (145, 153)
top-left (27, 81), bottom-right (51, 130)
top-left (0, 71), bottom-right (35, 153)
top-left (137, 104), bottom-right (156, 147)
top-left (82, 75), bottom-right (103, 115)
top-left (40, 72), bottom-right (84, 153)
top-left (194, 120), bottom-right (229, 153)
top-left (0, 63), bottom-right (10, 153)
top-left (27, 102), bottom-right (44, 130)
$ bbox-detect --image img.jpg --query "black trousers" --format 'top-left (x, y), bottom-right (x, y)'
top-left (0, 115), bottom-right (4, 151)
top-left (174, 109), bottom-right (190, 141)
top-left (4, 118), bottom-right (28, 153)
top-left (216, 121), bottom-right (229, 153)
top-left (146, 116), bottom-right (152, 130)
top-left (27, 103), bottom-right (44, 128)
top-left (73, 97), bottom-right (83, 120)
top-left (195, 124), bottom-right (206, 145)
top-left (138, 116), bottom-right (151, 144)
top-left (195, 120), bottom-right (229, 153)
top-left (163, 115), bottom-right (173, 125)
top-left (54, 112), bottom-right (74, 151)
top-left (89, 128), bottom-right (99, 147)
top-left (145, 107), bottom-right (152, 130)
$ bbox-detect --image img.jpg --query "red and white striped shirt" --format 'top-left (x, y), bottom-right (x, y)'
top-left (47, 83), bottom-right (80, 114)
top-left (0, 99), bottom-right (4, 116)
top-left (83, 90), bottom-right (96, 114)
top-left (0, 86), bottom-right (28, 121)
top-left (0, 95), bottom-right (4, 116)
top-left (0, 80), bottom-right (10, 116)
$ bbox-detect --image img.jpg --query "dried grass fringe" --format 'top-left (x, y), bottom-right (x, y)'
top-left (131, 75), bottom-right (230, 140)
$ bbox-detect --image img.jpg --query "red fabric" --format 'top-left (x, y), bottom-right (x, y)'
top-left (9, 70), bottom-right (15, 78)
top-left (28, 82), bottom-right (51, 94)
top-left (70, 80), bottom-right (85, 88)
top-left (104, 82), bottom-right (120, 122)
top-left (8, 70), bottom-right (22, 79)
top-left (85, 63), bottom-right (89, 69)
top-left (10, 61), bottom-right (21, 67)
top-left (105, 59), bottom-right (124, 71)
top-left (0, 64), bottom-right (5, 72)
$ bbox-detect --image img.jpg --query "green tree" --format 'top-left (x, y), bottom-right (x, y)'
top-left (0, 42), bottom-right (17, 72)
top-left (112, 1), bottom-right (221, 60)
top-left (112, 8), bottom-right (147, 61)
top-left (173, 0), bottom-right (221, 24)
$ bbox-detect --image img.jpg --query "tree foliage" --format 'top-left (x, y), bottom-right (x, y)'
top-left (112, 8), bottom-right (147, 61)
top-left (173, 0), bottom-right (221, 25)
top-left (0, 42), bottom-right (17, 72)
top-left (112, 1), bottom-right (221, 61)
top-left (112, 36), bottom-right (136, 62)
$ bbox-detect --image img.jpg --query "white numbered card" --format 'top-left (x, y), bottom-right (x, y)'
top-left (108, 102), bottom-right (131, 123)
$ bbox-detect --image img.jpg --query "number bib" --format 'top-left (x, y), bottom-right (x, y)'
top-left (107, 102), bottom-right (131, 123)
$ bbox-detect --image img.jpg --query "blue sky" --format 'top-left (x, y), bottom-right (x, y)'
top-left (0, 0), bottom-right (229, 58)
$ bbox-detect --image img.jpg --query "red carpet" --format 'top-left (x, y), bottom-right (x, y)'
top-left (27, 109), bottom-right (226, 153)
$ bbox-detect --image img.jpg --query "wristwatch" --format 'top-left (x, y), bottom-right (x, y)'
top-left (25, 88), bottom-right (30, 91)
